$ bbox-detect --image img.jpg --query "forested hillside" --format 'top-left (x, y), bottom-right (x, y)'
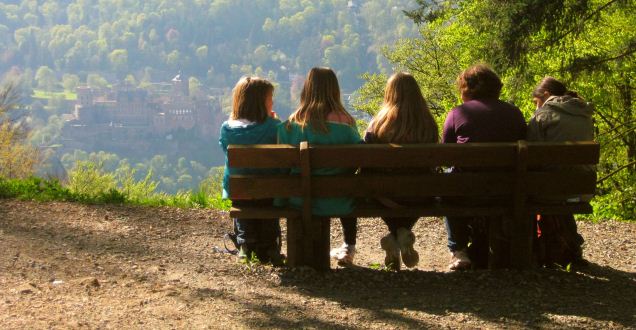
top-left (0, 0), bottom-right (417, 92)
top-left (0, 0), bottom-right (418, 195)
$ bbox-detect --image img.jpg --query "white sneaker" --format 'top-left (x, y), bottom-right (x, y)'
top-left (397, 228), bottom-right (419, 268)
top-left (380, 234), bottom-right (401, 271)
top-left (448, 249), bottom-right (471, 271)
top-left (330, 244), bottom-right (355, 266)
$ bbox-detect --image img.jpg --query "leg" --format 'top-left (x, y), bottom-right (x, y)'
top-left (234, 217), bottom-right (258, 259)
top-left (395, 217), bottom-right (419, 268)
top-left (340, 217), bottom-right (357, 246)
top-left (380, 217), bottom-right (401, 270)
top-left (445, 216), bottom-right (472, 270)
top-left (256, 218), bottom-right (284, 265)
top-left (445, 216), bottom-right (471, 252)
top-left (330, 217), bottom-right (357, 266)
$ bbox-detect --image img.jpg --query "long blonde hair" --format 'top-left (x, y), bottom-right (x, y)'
top-left (288, 67), bottom-right (353, 133)
top-left (230, 76), bottom-right (273, 123)
top-left (369, 72), bottom-right (438, 143)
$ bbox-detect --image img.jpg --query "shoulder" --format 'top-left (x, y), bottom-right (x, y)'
top-left (326, 111), bottom-right (354, 125)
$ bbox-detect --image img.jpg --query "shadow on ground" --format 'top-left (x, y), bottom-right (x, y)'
top-left (268, 264), bottom-right (636, 328)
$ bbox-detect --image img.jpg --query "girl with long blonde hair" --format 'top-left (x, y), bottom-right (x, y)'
top-left (365, 72), bottom-right (438, 270)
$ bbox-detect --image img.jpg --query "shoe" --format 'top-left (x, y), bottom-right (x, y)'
top-left (238, 246), bottom-right (252, 262)
top-left (397, 228), bottom-right (419, 268)
top-left (380, 234), bottom-right (401, 271)
top-left (330, 244), bottom-right (355, 266)
top-left (448, 249), bottom-right (471, 271)
top-left (258, 247), bottom-right (286, 267)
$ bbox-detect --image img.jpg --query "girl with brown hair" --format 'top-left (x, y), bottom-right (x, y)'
top-left (220, 76), bottom-right (283, 264)
top-left (278, 67), bottom-right (361, 266)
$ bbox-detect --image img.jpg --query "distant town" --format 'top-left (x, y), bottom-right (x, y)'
top-left (59, 74), bottom-right (226, 159)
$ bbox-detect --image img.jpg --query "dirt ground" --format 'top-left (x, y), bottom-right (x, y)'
top-left (0, 199), bottom-right (635, 329)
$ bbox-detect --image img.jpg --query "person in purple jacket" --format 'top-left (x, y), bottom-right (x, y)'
top-left (442, 64), bottom-right (526, 270)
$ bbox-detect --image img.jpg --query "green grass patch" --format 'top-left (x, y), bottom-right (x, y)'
top-left (32, 89), bottom-right (78, 101)
top-left (0, 176), bottom-right (230, 210)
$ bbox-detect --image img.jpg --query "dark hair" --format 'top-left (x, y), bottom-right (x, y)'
top-left (532, 76), bottom-right (580, 99)
top-left (231, 76), bottom-right (273, 123)
top-left (456, 64), bottom-right (503, 100)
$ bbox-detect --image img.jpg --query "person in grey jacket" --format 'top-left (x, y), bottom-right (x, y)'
top-left (529, 77), bottom-right (594, 143)
top-left (528, 76), bottom-right (594, 266)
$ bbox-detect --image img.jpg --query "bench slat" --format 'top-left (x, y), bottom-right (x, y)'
top-left (310, 143), bottom-right (517, 167)
top-left (229, 202), bottom-right (593, 219)
top-left (229, 175), bottom-right (301, 199)
top-left (526, 142), bottom-right (600, 166)
top-left (228, 145), bottom-right (298, 168)
top-left (227, 142), bottom-right (600, 168)
top-left (230, 171), bottom-right (596, 199)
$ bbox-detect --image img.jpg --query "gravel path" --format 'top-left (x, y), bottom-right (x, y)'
top-left (0, 199), bottom-right (634, 329)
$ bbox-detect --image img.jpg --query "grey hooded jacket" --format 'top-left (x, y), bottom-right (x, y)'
top-left (527, 95), bottom-right (594, 142)
top-left (527, 95), bottom-right (595, 202)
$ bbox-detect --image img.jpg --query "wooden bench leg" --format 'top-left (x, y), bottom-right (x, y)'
top-left (488, 216), bottom-right (510, 269)
top-left (312, 217), bottom-right (331, 270)
top-left (286, 217), bottom-right (303, 267)
top-left (510, 214), bottom-right (534, 269)
top-left (286, 216), bottom-right (331, 270)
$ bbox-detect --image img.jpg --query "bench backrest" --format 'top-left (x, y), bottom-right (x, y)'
top-left (228, 141), bottom-right (599, 201)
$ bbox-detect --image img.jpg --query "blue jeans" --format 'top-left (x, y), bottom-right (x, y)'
top-left (233, 200), bottom-right (281, 251)
top-left (445, 216), bottom-right (472, 252)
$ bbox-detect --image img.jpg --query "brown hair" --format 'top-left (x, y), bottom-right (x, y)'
top-left (230, 76), bottom-right (273, 123)
top-left (369, 72), bottom-right (438, 143)
top-left (456, 64), bottom-right (503, 100)
top-left (288, 67), bottom-right (353, 133)
top-left (532, 76), bottom-right (580, 100)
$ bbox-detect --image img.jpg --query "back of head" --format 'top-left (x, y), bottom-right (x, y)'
top-left (533, 76), bottom-right (580, 100)
top-left (231, 76), bottom-right (273, 123)
top-left (371, 72), bottom-right (438, 143)
top-left (289, 67), bottom-right (352, 133)
top-left (456, 64), bottom-right (503, 100)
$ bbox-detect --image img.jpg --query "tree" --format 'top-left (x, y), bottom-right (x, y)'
top-left (62, 74), bottom-right (80, 92)
top-left (108, 49), bottom-right (128, 75)
top-left (0, 81), bottom-right (38, 178)
top-left (34, 66), bottom-right (56, 91)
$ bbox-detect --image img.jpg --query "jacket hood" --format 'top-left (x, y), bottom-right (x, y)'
top-left (219, 117), bottom-right (279, 145)
top-left (543, 95), bottom-right (593, 118)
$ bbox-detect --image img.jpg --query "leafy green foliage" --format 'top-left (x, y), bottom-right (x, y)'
top-left (355, 0), bottom-right (636, 220)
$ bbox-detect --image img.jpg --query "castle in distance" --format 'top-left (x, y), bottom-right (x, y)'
top-left (60, 74), bottom-right (226, 158)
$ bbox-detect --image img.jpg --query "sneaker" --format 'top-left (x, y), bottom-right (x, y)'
top-left (380, 234), bottom-right (401, 271)
top-left (397, 228), bottom-right (419, 268)
top-left (330, 244), bottom-right (356, 266)
top-left (448, 249), bottom-right (471, 271)
top-left (258, 247), bottom-right (286, 267)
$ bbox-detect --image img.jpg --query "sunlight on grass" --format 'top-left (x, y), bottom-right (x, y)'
top-left (32, 89), bottom-right (78, 101)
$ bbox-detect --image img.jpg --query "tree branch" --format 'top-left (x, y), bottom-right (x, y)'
top-left (597, 160), bottom-right (636, 184)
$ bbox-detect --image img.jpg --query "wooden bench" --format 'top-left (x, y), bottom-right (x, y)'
top-left (228, 141), bottom-right (599, 270)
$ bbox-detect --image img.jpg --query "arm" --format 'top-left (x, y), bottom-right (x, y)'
top-left (441, 110), bottom-right (457, 144)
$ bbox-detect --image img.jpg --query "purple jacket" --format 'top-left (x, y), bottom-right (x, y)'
top-left (442, 99), bottom-right (526, 144)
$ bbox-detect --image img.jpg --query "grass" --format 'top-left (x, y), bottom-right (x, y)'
top-left (32, 89), bottom-right (78, 101)
top-left (0, 177), bottom-right (231, 210)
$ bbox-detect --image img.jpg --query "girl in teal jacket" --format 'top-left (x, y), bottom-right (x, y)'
top-left (219, 76), bottom-right (283, 264)
top-left (277, 67), bottom-right (361, 265)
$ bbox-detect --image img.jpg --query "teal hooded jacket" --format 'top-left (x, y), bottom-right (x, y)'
top-left (219, 117), bottom-right (281, 199)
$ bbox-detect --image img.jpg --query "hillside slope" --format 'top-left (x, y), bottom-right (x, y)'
top-left (0, 199), bottom-right (634, 329)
